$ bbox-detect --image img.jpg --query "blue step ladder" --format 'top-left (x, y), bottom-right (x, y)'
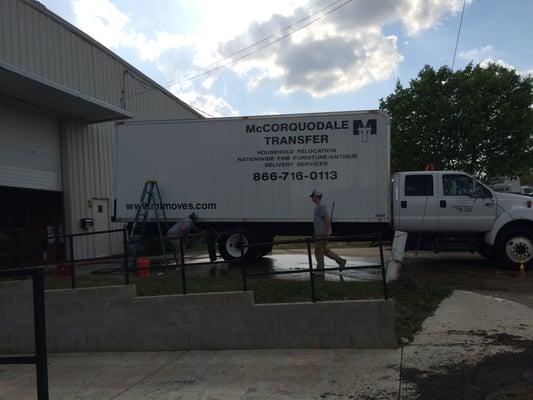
top-left (129, 180), bottom-right (175, 270)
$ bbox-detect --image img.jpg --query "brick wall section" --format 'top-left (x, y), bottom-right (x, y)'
top-left (0, 280), bottom-right (397, 352)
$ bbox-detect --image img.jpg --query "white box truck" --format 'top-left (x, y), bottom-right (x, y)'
top-left (115, 111), bottom-right (533, 267)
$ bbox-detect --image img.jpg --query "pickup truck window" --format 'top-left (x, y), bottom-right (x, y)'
top-left (405, 175), bottom-right (433, 196)
top-left (443, 174), bottom-right (493, 198)
top-left (443, 174), bottom-right (473, 196)
top-left (473, 183), bottom-right (493, 198)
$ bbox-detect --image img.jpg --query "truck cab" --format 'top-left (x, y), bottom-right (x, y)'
top-left (393, 171), bottom-right (533, 267)
top-left (522, 186), bottom-right (533, 196)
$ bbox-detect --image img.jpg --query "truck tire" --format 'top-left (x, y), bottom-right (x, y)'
top-left (218, 230), bottom-right (259, 262)
top-left (495, 226), bottom-right (533, 269)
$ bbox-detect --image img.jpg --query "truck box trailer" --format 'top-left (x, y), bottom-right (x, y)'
top-left (116, 111), bottom-right (533, 267)
top-left (116, 110), bottom-right (390, 259)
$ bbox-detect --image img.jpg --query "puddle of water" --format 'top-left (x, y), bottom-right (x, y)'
top-left (244, 254), bottom-right (381, 282)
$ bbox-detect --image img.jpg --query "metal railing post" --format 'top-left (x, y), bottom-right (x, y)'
top-left (179, 237), bottom-right (187, 294)
top-left (122, 230), bottom-right (130, 286)
top-left (69, 236), bottom-right (76, 289)
top-left (241, 232), bottom-right (247, 291)
top-left (32, 268), bottom-right (49, 400)
top-left (306, 238), bottom-right (316, 303)
top-left (378, 233), bottom-right (388, 300)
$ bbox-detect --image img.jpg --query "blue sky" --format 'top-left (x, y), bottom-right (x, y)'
top-left (40, 0), bottom-right (533, 117)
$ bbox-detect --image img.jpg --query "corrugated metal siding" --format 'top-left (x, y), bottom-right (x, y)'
top-left (1, 0), bottom-right (200, 258)
top-left (0, 0), bottom-right (198, 117)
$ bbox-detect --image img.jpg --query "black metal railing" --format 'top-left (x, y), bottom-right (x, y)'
top-left (48, 229), bottom-right (129, 289)
top-left (128, 230), bottom-right (232, 295)
top-left (239, 233), bottom-right (388, 302)
top-left (0, 267), bottom-right (49, 400)
top-left (4, 228), bottom-right (389, 303)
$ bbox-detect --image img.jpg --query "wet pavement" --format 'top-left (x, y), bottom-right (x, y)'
top-left (245, 253), bottom-right (383, 282)
top-left (70, 247), bottom-right (388, 282)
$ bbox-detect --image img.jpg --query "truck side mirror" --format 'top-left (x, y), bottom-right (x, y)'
top-left (466, 189), bottom-right (474, 198)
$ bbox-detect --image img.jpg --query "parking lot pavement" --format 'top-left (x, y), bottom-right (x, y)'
top-left (0, 349), bottom-right (401, 400)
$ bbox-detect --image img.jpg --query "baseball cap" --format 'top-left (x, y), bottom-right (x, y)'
top-left (310, 190), bottom-right (323, 198)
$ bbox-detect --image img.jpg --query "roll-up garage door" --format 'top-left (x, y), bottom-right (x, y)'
top-left (0, 103), bottom-right (62, 191)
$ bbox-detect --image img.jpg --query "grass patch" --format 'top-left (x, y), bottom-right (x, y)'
top-left (388, 278), bottom-right (452, 342)
top-left (38, 268), bottom-right (451, 343)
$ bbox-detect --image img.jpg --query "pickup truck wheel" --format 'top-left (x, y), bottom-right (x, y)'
top-left (218, 231), bottom-right (258, 262)
top-left (496, 227), bottom-right (533, 268)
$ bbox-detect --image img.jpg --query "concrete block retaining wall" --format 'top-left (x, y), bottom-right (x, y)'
top-left (0, 280), bottom-right (396, 353)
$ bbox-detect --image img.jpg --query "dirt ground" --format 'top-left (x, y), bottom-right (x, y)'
top-left (402, 333), bottom-right (533, 400)
top-left (398, 252), bottom-right (533, 400)
top-left (400, 251), bottom-right (533, 308)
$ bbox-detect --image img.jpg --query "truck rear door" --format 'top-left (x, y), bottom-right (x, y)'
top-left (437, 173), bottom-right (496, 232)
top-left (394, 173), bottom-right (439, 232)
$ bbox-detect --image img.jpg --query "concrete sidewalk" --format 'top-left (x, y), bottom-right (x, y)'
top-left (1, 290), bottom-right (532, 399)
top-left (0, 349), bottom-right (401, 399)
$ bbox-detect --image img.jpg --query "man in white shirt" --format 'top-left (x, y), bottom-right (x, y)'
top-left (311, 190), bottom-right (346, 275)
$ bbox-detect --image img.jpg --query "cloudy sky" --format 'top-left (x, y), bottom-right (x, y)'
top-left (41, 0), bottom-right (533, 117)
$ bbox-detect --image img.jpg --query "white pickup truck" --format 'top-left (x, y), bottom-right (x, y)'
top-left (393, 171), bottom-right (533, 266)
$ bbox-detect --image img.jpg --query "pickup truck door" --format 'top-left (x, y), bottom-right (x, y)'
top-left (394, 173), bottom-right (439, 232)
top-left (438, 173), bottom-right (497, 232)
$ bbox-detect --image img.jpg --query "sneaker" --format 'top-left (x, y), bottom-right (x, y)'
top-left (339, 259), bottom-right (347, 270)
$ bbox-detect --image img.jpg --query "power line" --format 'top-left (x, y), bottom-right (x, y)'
top-left (123, 0), bottom-right (353, 100)
top-left (451, 0), bottom-right (467, 71)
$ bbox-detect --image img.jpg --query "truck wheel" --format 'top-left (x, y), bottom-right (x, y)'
top-left (496, 226), bottom-right (533, 268)
top-left (218, 231), bottom-right (258, 262)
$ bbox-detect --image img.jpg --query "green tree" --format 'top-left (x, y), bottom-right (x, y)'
top-left (380, 63), bottom-right (533, 179)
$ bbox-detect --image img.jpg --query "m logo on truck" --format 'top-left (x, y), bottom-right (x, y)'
top-left (353, 119), bottom-right (377, 143)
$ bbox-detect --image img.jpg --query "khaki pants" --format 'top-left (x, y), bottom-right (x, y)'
top-left (314, 238), bottom-right (344, 271)
top-left (169, 236), bottom-right (185, 264)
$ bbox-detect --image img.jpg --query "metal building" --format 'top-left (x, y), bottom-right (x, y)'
top-left (0, 0), bottom-right (200, 266)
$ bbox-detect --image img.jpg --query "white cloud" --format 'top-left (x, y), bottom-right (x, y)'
top-left (71, 0), bottom-right (139, 48)
top-left (479, 60), bottom-right (533, 78)
top-left (400, 0), bottom-right (471, 35)
top-left (174, 89), bottom-right (239, 117)
top-left (459, 45), bottom-right (495, 62)
top-left (460, 46), bottom-right (533, 77)
top-left (275, 32), bottom-right (402, 97)
top-left (69, 0), bottom-right (474, 105)
top-left (479, 58), bottom-right (515, 70)
top-left (71, 0), bottom-right (192, 61)
top-left (216, 0), bottom-right (466, 97)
